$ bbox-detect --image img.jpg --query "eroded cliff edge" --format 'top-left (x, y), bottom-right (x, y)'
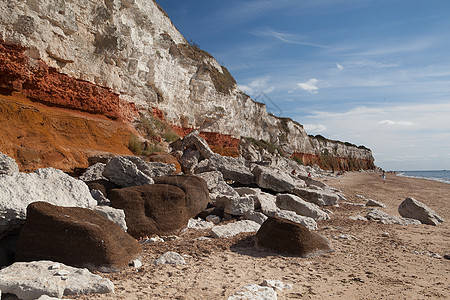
top-left (0, 0), bottom-right (374, 171)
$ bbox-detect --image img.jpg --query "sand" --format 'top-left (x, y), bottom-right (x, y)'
top-left (72, 172), bottom-right (449, 299)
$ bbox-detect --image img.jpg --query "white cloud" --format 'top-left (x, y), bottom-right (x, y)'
top-left (304, 123), bottom-right (327, 133)
top-left (239, 76), bottom-right (274, 95)
top-left (378, 120), bottom-right (414, 126)
top-left (298, 78), bottom-right (319, 94)
top-left (336, 63), bottom-right (343, 70)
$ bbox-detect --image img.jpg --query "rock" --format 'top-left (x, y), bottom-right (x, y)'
top-left (255, 216), bottom-right (332, 257)
top-left (102, 156), bottom-right (154, 187)
top-left (180, 149), bottom-right (200, 174)
top-left (245, 211), bottom-right (268, 225)
top-left (90, 189), bottom-right (110, 205)
top-left (227, 284), bottom-right (277, 300)
top-left (15, 202), bottom-right (142, 272)
top-left (196, 207), bottom-right (224, 219)
top-left (0, 168), bottom-right (96, 239)
top-left (125, 156), bottom-right (176, 177)
top-left (109, 184), bottom-right (190, 238)
top-left (216, 195), bottom-right (254, 216)
top-left (366, 199), bottom-right (386, 208)
top-left (254, 192), bottom-right (279, 215)
top-left (147, 152), bottom-right (182, 174)
top-left (444, 254), bottom-right (450, 260)
top-left (0, 260), bottom-right (114, 300)
top-left (252, 165), bottom-right (305, 192)
top-left (93, 206), bottom-right (127, 231)
top-left (272, 210), bottom-right (318, 231)
top-left (153, 251), bottom-right (186, 266)
top-left (153, 175), bottom-right (210, 216)
top-left (0, 153), bottom-right (19, 175)
top-left (210, 181), bottom-right (240, 202)
top-left (206, 215), bottom-right (221, 224)
top-left (210, 220), bottom-right (261, 238)
top-left (297, 174), bottom-right (327, 189)
top-left (85, 179), bottom-right (119, 199)
top-left (366, 208), bottom-right (421, 225)
top-left (292, 187), bottom-right (339, 206)
top-left (206, 154), bottom-right (255, 185)
top-left (261, 279), bottom-right (293, 292)
top-left (195, 171), bottom-right (224, 190)
top-left (398, 197), bottom-right (444, 225)
top-left (37, 295), bottom-right (65, 300)
top-left (233, 187), bottom-right (260, 196)
top-left (349, 215), bottom-right (368, 221)
top-left (130, 259), bottom-right (142, 268)
top-left (182, 131), bottom-right (215, 159)
top-left (78, 163), bottom-right (106, 181)
top-left (187, 218), bottom-right (215, 230)
top-left (276, 194), bottom-right (330, 221)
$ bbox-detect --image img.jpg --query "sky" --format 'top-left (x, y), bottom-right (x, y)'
top-left (158, 0), bottom-right (450, 171)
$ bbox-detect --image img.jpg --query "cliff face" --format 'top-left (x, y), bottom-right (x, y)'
top-left (0, 0), bottom-right (374, 170)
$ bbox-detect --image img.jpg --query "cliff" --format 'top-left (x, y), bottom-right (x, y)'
top-left (0, 0), bottom-right (374, 171)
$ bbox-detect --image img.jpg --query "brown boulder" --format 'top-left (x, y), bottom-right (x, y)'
top-left (152, 175), bottom-right (210, 216)
top-left (109, 184), bottom-right (190, 238)
top-left (15, 202), bottom-right (142, 272)
top-left (255, 216), bottom-right (332, 257)
top-left (86, 179), bottom-right (119, 198)
top-left (146, 152), bottom-right (182, 174)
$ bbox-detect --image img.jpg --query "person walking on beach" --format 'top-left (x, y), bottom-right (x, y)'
top-left (382, 171), bottom-right (386, 184)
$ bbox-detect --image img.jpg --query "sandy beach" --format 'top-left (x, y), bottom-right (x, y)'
top-left (73, 172), bottom-right (449, 299)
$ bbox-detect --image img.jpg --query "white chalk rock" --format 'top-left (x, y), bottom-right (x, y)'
top-left (0, 261), bottom-right (113, 300)
top-left (78, 163), bottom-right (106, 182)
top-left (273, 210), bottom-right (318, 231)
top-left (0, 153), bottom-right (19, 176)
top-left (0, 168), bottom-right (96, 239)
top-left (211, 220), bottom-right (261, 238)
top-left (103, 156), bottom-right (154, 187)
top-left (398, 197), bottom-right (444, 226)
top-left (154, 251), bottom-right (186, 265)
top-left (93, 206), bottom-right (127, 231)
top-left (227, 283), bottom-right (277, 300)
top-left (276, 194), bottom-right (330, 221)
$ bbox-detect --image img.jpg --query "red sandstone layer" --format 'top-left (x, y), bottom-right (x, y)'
top-left (0, 40), bottom-right (136, 121)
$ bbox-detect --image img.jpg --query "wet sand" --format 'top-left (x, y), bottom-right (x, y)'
top-left (73, 172), bottom-right (450, 299)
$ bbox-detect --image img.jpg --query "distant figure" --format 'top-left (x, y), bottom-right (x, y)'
top-left (382, 171), bottom-right (386, 184)
top-left (308, 173), bottom-right (311, 178)
top-left (291, 169), bottom-right (296, 176)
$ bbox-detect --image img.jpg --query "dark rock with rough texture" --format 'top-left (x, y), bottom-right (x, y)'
top-left (255, 216), bottom-right (332, 257)
top-left (152, 175), bottom-right (210, 216)
top-left (398, 198), bottom-right (444, 225)
top-left (110, 184), bottom-right (191, 238)
top-left (15, 202), bottom-right (142, 272)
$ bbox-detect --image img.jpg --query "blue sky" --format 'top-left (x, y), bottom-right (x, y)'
top-left (158, 0), bottom-right (450, 171)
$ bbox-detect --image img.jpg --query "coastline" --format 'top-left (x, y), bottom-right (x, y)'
top-left (72, 172), bottom-right (449, 299)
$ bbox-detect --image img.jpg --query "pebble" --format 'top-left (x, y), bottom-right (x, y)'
top-left (444, 254), bottom-right (450, 260)
top-left (381, 232), bottom-right (390, 237)
top-left (130, 259), bottom-right (142, 268)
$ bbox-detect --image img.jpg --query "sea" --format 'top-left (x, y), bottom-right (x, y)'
top-left (396, 170), bottom-right (450, 184)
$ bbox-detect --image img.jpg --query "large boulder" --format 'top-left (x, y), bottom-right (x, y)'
top-left (398, 198), bottom-right (444, 225)
top-left (102, 156), bottom-right (153, 187)
top-left (152, 175), bottom-right (210, 216)
top-left (216, 195), bottom-right (254, 216)
top-left (252, 165), bottom-right (305, 193)
top-left (366, 208), bottom-right (421, 225)
top-left (195, 171), bottom-right (224, 190)
top-left (78, 163), bottom-right (106, 182)
top-left (15, 202), bottom-right (142, 272)
top-left (0, 168), bottom-right (96, 239)
top-left (205, 154), bottom-right (255, 185)
top-left (292, 187), bottom-right (339, 206)
top-left (272, 210), bottom-right (318, 231)
top-left (0, 153), bottom-right (19, 175)
top-left (125, 156), bottom-right (176, 177)
top-left (181, 131), bottom-right (215, 159)
top-left (255, 217), bottom-right (332, 257)
top-left (276, 194), bottom-right (330, 221)
top-left (109, 184), bottom-right (191, 238)
top-left (0, 260), bottom-right (113, 300)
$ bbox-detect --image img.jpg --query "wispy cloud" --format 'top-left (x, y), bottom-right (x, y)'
top-left (378, 120), bottom-right (414, 126)
top-left (304, 123), bottom-right (327, 132)
top-left (251, 28), bottom-right (328, 49)
top-left (298, 79), bottom-right (319, 94)
top-left (336, 63), bottom-right (344, 70)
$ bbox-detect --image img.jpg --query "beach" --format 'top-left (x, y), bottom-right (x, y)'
top-left (73, 172), bottom-right (449, 299)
